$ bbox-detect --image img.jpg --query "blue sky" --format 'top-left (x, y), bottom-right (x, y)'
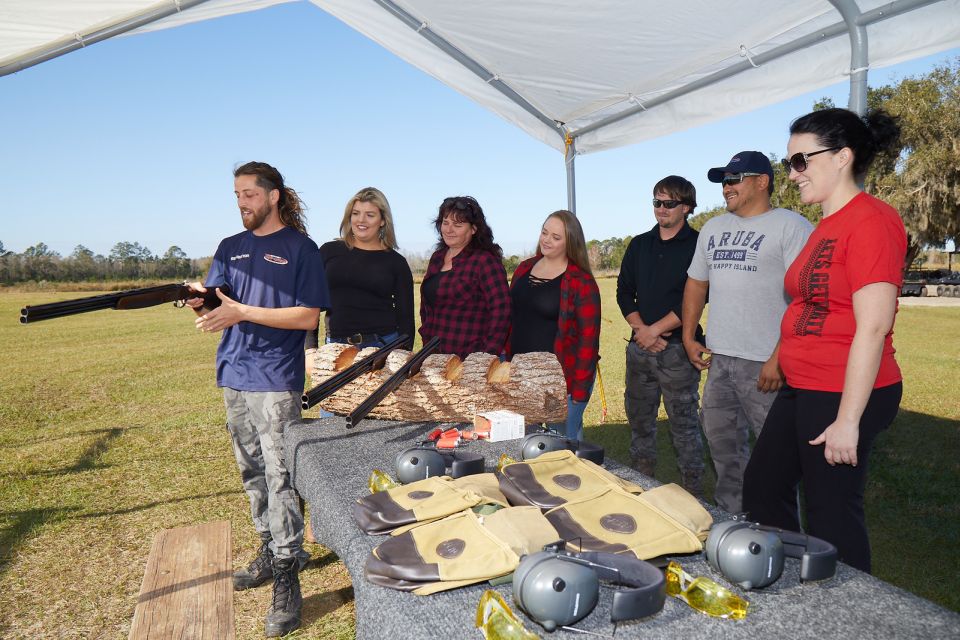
top-left (1, 3), bottom-right (957, 259)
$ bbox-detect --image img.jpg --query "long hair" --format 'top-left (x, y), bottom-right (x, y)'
top-left (432, 196), bottom-right (502, 260)
top-left (339, 187), bottom-right (398, 250)
top-left (537, 210), bottom-right (592, 275)
top-left (233, 161), bottom-right (308, 235)
top-left (789, 108), bottom-right (901, 183)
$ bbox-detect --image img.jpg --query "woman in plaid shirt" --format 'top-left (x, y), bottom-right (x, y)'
top-left (419, 196), bottom-right (511, 359)
top-left (507, 210), bottom-right (601, 441)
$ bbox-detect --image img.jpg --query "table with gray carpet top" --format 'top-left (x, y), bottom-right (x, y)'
top-left (286, 416), bottom-right (959, 639)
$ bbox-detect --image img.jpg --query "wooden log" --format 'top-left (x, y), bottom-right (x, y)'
top-left (308, 342), bottom-right (357, 381)
top-left (308, 346), bottom-right (567, 424)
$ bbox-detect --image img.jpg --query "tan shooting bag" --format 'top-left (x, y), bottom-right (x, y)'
top-left (352, 473), bottom-right (508, 535)
top-left (498, 449), bottom-right (644, 509)
top-left (364, 506), bottom-right (559, 595)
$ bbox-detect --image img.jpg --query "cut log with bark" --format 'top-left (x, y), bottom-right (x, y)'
top-left (307, 345), bottom-right (567, 424)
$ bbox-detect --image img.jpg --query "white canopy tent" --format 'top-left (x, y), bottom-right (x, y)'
top-left (3, 0), bottom-right (959, 210)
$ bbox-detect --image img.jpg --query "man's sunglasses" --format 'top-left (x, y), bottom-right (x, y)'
top-left (720, 172), bottom-right (762, 186)
top-left (652, 198), bottom-right (685, 209)
top-left (781, 147), bottom-right (841, 173)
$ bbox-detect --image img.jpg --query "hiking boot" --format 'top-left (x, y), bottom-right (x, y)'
top-left (234, 538), bottom-right (274, 591)
top-left (680, 469), bottom-right (704, 500)
top-left (264, 557), bottom-right (302, 638)
top-left (630, 456), bottom-right (657, 478)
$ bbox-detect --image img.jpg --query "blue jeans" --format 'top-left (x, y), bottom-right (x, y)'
top-left (547, 383), bottom-right (594, 442)
top-left (326, 331), bottom-right (400, 350)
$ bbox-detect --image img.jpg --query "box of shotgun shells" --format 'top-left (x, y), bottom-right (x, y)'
top-left (473, 410), bottom-right (525, 442)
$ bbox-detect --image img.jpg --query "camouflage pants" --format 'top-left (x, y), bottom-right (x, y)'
top-left (700, 354), bottom-right (777, 514)
top-left (224, 388), bottom-right (304, 561)
top-left (624, 341), bottom-right (704, 475)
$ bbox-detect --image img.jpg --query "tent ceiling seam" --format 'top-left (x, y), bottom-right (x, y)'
top-left (0, 0), bottom-right (215, 77)
top-left (369, 0), bottom-right (565, 141)
top-left (570, 0), bottom-right (948, 140)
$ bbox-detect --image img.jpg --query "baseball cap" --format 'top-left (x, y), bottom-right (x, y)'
top-left (707, 151), bottom-right (774, 183)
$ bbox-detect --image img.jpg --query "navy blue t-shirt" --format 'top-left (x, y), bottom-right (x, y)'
top-left (205, 226), bottom-right (330, 392)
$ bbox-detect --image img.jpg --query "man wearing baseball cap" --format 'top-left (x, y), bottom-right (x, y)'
top-left (681, 151), bottom-right (813, 514)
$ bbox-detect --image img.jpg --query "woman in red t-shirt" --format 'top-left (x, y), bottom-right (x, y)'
top-left (743, 108), bottom-right (904, 573)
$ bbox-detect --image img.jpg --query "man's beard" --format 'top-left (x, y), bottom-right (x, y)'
top-left (241, 204), bottom-right (270, 231)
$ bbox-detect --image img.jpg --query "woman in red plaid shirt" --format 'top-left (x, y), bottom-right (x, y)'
top-left (419, 196), bottom-right (511, 359)
top-left (507, 210), bottom-right (601, 441)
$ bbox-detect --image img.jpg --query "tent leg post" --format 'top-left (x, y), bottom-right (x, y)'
top-left (565, 137), bottom-right (577, 214)
top-left (829, 0), bottom-right (869, 115)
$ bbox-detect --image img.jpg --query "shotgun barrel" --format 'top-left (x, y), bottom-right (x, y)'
top-left (346, 336), bottom-right (442, 428)
top-left (20, 283), bottom-right (228, 324)
top-left (301, 334), bottom-right (410, 410)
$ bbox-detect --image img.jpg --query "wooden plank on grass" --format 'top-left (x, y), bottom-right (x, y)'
top-left (129, 520), bottom-right (234, 640)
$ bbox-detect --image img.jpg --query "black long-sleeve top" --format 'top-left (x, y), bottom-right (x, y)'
top-left (616, 222), bottom-right (702, 342)
top-left (305, 240), bottom-right (415, 349)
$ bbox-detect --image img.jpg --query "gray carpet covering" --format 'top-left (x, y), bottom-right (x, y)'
top-left (287, 417), bottom-right (959, 639)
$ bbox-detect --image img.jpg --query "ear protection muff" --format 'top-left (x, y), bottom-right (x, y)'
top-left (394, 446), bottom-right (485, 484)
top-left (513, 542), bottom-right (665, 632)
top-left (520, 431), bottom-right (605, 465)
top-left (704, 521), bottom-right (838, 589)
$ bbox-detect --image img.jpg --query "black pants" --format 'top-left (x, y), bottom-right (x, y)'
top-left (742, 382), bottom-right (902, 573)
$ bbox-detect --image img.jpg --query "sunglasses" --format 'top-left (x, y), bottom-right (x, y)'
top-left (367, 468), bottom-right (400, 493)
top-left (720, 172), bottom-right (762, 187)
top-left (652, 198), bottom-right (685, 209)
top-left (665, 561), bottom-right (750, 620)
top-left (781, 146), bottom-right (841, 173)
top-left (475, 589), bottom-right (539, 640)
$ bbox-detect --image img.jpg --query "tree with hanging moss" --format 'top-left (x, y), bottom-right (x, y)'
top-left (867, 58), bottom-right (960, 267)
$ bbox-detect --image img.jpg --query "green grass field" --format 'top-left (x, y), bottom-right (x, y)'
top-left (0, 283), bottom-right (957, 637)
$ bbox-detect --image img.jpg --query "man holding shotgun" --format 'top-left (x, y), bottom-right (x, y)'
top-left (187, 161), bottom-right (329, 638)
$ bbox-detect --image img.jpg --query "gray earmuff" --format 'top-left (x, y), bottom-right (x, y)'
top-left (521, 433), bottom-right (568, 460)
top-left (704, 520), bottom-right (838, 589)
top-left (520, 431), bottom-right (605, 465)
top-left (394, 447), bottom-right (486, 484)
top-left (394, 447), bottom-right (446, 484)
top-left (513, 551), bottom-right (599, 632)
top-left (513, 543), bottom-right (665, 632)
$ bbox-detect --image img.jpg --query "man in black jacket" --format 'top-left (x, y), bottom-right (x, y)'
top-left (616, 175), bottom-right (705, 497)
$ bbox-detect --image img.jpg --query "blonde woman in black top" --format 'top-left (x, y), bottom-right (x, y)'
top-left (306, 188), bottom-right (414, 356)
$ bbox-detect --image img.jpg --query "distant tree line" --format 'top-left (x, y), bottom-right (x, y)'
top-left (0, 240), bottom-right (210, 285)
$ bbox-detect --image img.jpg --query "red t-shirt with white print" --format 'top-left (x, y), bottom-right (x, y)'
top-left (779, 191), bottom-right (906, 392)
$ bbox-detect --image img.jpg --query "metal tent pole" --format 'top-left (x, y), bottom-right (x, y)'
top-left (0, 0), bottom-right (216, 77)
top-left (572, 0), bottom-right (941, 138)
top-left (565, 134), bottom-right (577, 214)
top-left (830, 0), bottom-right (870, 115)
top-left (370, 0), bottom-right (564, 139)
top-left (368, 0), bottom-right (571, 209)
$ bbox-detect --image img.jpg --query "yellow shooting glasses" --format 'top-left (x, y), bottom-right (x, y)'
top-left (367, 468), bottom-right (400, 493)
top-left (665, 561), bottom-right (749, 620)
top-left (476, 589), bottom-right (540, 640)
top-left (496, 453), bottom-right (518, 473)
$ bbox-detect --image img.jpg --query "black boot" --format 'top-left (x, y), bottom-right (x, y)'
top-left (233, 537), bottom-right (274, 591)
top-left (630, 456), bottom-right (657, 478)
top-left (264, 557), bottom-right (302, 637)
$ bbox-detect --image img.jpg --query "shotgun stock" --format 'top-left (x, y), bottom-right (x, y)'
top-left (346, 336), bottom-right (442, 428)
top-left (20, 283), bottom-right (229, 324)
top-left (301, 334), bottom-right (410, 410)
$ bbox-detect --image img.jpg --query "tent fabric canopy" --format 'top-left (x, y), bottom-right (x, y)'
top-left (3, 0), bottom-right (959, 155)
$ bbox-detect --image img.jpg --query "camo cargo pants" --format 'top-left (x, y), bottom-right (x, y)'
top-left (224, 388), bottom-right (304, 561)
top-left (624, 341), bottom-right (704, 481)
top-left (700, 354), bottom-right (777, 514)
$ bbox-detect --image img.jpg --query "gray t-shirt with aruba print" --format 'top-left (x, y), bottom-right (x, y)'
top-left (687, 208), bottom-right (813, 362)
